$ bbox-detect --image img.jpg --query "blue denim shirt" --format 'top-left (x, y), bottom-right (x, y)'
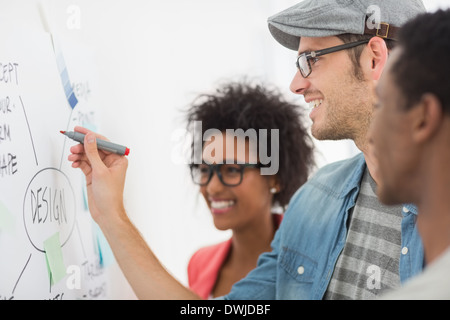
top-left (224, 153), bottom-right (424, 300)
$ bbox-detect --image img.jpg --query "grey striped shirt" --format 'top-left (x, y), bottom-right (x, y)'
top-left (324, 168), bottom-right (403, 300)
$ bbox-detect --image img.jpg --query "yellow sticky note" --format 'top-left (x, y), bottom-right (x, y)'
top-left (44, 232), bottom-right (66, 285)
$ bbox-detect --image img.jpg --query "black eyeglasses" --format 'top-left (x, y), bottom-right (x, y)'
top-left (190, 163), bottom-right (261, 187)
top-left (296, 39), bottom-right (370, 78)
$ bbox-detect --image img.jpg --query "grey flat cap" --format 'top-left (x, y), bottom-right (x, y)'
top-left (268, 0), bottom-right (426, 51)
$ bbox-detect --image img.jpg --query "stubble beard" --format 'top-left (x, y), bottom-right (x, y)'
top-left (311, 77), bottom-right (373, 148)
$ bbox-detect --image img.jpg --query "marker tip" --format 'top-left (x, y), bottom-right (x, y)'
top-left (60, 130), bottom-right (66, 134)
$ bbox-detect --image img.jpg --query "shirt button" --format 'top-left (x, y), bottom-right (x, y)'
top-left (402, 247), bottom-right (409, 255)
top-left (297, 266), bottom-right (305, 275)
top-left (403, 207), bottom-right (410, 213)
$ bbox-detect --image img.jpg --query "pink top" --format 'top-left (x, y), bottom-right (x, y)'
top-left (187, 214), bottom-right (283, 299)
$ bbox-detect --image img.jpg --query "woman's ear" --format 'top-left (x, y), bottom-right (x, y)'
top-left (268, 175), bottom-right (281, 193)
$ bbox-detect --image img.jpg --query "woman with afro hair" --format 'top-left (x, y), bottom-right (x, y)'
top-left (186, 81), bottom-right (315, 299)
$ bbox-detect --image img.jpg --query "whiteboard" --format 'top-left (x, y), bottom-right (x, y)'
top-left (0, 30), bottom-right (115, 300)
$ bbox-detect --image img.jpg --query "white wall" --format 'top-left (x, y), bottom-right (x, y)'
top-left (2, 0), bottom-right (448, 299)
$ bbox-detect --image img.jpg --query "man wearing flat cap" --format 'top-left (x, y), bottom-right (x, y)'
top-left (224, 0), bottom-right (427, 300)
top-left (65, 0), bottom-right (428, 300)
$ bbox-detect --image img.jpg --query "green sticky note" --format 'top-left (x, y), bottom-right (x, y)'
top-left (44, 232), bottom-right (66, 285)
top-left (0, 201), bottom-right (14, 233)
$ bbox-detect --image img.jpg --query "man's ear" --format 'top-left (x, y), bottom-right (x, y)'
top-left (364, 36), bottom-right (388, 81)
top-left (411, 93), bottom-right (443, 144)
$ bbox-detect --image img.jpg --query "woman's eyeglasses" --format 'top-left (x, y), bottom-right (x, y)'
top-left (190, 163), bottom-right (262, 187)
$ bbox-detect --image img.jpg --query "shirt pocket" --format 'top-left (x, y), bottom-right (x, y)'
top-left (280, 247), bottom-right (318, 283)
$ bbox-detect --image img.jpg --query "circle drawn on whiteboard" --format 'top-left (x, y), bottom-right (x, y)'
top-left (23, 167), bottom-right (76, 252)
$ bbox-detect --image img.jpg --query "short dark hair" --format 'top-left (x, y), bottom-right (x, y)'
top-left (391, 9), bottom-right (450, 114)
top-left (186, 81), bottom-right (315, 208)
top-left (337, 34), bottom-right (396, 81)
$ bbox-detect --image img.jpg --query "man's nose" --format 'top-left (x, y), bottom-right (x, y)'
top-left (289, 69), bottom-right (311, 95)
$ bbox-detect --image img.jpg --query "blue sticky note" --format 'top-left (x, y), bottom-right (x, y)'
top-left (54, 45), bottom-right (78, 109)
top-left (93, 223), bottom-right (115, 267)
top-left (81, 180), bottom-right (89, 211)
top-left (67, 92), bottom-right (78, 109)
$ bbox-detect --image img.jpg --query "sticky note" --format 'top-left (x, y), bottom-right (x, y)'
top-left (44, 232), bottom-right (66, 285)
top-left (54, 42), bottom-right (78, 109)
top-left (81, 178), bottom-right (89, 211)
top-left (94, 223), bottom-right (115, 267)
top-left (0, 201), bottom-right (14, 233)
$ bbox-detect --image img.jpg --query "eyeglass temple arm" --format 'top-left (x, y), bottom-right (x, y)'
top-left (309, 39), bottom-right (370, 58)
